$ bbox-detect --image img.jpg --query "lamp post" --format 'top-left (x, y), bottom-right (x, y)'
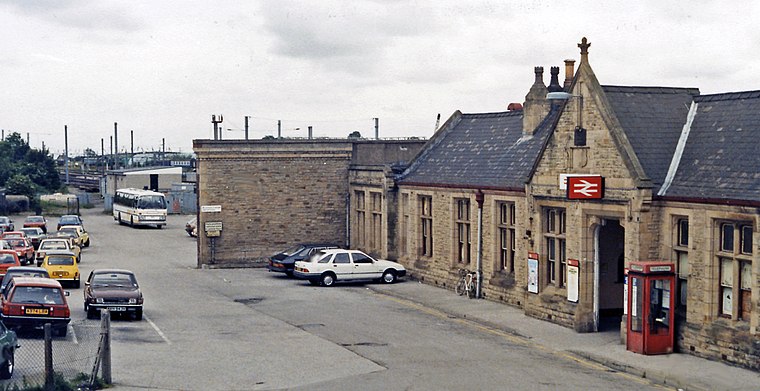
top-left (547, 87), bottom-right (586, 146)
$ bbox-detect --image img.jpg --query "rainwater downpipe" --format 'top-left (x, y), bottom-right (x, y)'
top-left (475, 190), bottom-right (484, 299)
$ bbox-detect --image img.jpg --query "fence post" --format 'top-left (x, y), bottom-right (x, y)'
top-left (101, 309), bottom-right (112, 384)
top-left (44, 323), bottom-right (53, 391)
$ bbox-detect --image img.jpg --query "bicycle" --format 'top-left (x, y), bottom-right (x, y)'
top-left (454, 268), bottom-right (477, 298)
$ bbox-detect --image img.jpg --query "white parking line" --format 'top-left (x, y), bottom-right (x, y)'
top-left (70, 324), bottom-right (78, 344)
top-left (144, 314), bottom-right (172, 345)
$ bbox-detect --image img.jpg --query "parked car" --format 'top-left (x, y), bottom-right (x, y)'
top-left (41, 251), bottom-right (80, 289)
top-left (57, 225), bottom-right (89, 248)
top-left (0, 266), bottom-right (50, 293)
top-left (293, 249), bottom-right (406, 287)
top-left (185, 217), bottom-right (197, 237)
top-left (4, 238), bottom-right (34, 265)
top-left (36, 238), bottom-right (80, 265)
top-left (0, 231), bottom-right (24, 240)
top-left (0, 251), bottom-right (21, 278)
top-left (1, 277), bottom-right (70, 337)
top-left (267, 243), bottom-right (340, 277)
top-left (22, 216), bottom-right (47, 234)
top-left (84, 269), bottom-right (143, 320)
top-left (0, 217), bottom-right (13, 233)
top-left (19, 227), bottom-right (46, 249)
top-left (56, 215), bottom-right (83, 231)
top-left (0, 321), bottom-right (18, 379)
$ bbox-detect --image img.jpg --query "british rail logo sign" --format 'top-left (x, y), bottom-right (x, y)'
top-left (566, 175), bottom-right (604, 200)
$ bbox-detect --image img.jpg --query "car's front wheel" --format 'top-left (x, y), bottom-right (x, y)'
top-left (320, 273), bottom-right (336, 287)
top-left (382, 270), bottom-right (398, 284)
top-left (134, 308), bottom-right (143, 321)
top-left (0, 348), bottom-right (14, 379)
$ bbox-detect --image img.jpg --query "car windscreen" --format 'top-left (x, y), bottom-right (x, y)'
top-left (59, 228), bottom-right (78, 236)
top-left (47, 256), bottom-right (74, 265)
top-left (0, 218), bottom-right (9, 224)
top-left (60, 217), bottom-right (80, 225)
top-left (137, 195), bottom-right (165, 209)
top-left (7, 239), bottom-right (24, 247)
top-left (0, 254), bottom-right (16, 264)
top-left (92, 273), bottom-right (137, 287)
top-left (26, 217), bottom-right (44, 223)
top-left (21, 229), bottom-right (40, 235)
top-left (10, 286), bottom-right (64, 305)
top-left (41, 242), bottom-right (67, 250)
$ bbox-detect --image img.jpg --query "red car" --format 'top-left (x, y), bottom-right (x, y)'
top-left (1, 277), bottom-right (70, 337)
top-left (4, 238), bottom-right (34, 266)
top-left (23, 216), bottom-right (48, 234)
top-left (0, 251), bottom-right (21, 278)
top-left (0, 232), bottom-right (24, 240)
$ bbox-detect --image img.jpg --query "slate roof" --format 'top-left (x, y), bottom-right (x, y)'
top-left (662, 90), bottom-right (760, 203)
top-left (398, 106), bottom-right (559, 190)
top-left (602, 86), bottom-right (700, 192)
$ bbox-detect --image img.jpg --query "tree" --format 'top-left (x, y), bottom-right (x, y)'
top-left (0, 132), bottom-right (61, 193)
top-left (348, 131), bottom-right (362, 138)
top-left (5, 174), bottom-right (36, 199)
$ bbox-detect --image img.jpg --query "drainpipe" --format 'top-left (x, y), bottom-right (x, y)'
top-left (475, 190), bottom-right (484, 299)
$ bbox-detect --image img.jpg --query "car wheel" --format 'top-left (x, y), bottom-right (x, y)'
top-left (117, 213), bottom-right (123, 225)
top-left (382, 270), bottom-right (397, 284)
top-left (320, 273), bottom-right (336, 287)
top-left (74, 279), bottom-right (80, 289)
top-left (0, 348), bottom-right (14, 379)
top-left (86, 306), bottom-right (98, 320)
top-left (84, 238), bottom-right (90, 247)
top-left (134, 309), bottom-right (143, 321)
top-left (285, 270), bottom-right (294, 278)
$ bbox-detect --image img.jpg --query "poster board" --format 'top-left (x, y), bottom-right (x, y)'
top-left (567, 259), bottom-right (579, 302)
top-left (528, 252), bottom-right (539, 294)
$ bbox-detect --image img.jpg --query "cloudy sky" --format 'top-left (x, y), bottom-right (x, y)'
top-left (1, 0), bottom-right (757, 156)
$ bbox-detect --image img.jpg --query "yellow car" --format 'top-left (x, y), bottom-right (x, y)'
top-left (41, 251), bottom-right (80, 288)
top-left (59, 225), bottom-right (90, 248)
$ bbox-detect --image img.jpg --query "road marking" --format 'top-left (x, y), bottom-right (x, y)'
top-left (144, 314), bottom-right (172, 345)
top-left (376, 293), bottom-right (668, 389)
top-left (70, 324), bottom-right (78, 344)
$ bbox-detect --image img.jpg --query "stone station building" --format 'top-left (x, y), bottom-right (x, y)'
top-left (195, 38), bottom-right (759, 370)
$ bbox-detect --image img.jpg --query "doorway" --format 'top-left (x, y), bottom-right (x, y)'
top-left (149, 174), bottom-right (159, 192)
top-left (595, 218), bottom-right (625, 331)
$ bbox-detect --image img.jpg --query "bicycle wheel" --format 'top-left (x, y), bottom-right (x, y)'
top-left (466, 275), bottom-right (477, 298)
top-left (455, 278), bottom-right (466, 296)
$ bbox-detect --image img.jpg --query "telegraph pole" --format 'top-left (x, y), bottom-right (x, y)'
top-left (130, 130), bottom-right (134, 160)
top-left (113, 122), bottom-right (119, 169)
top-left (101, 138), bottom-right (106, 173)
top-left (64, 125), bottom-right (69, 184)
top-left (211, 114), bottom-right (223, 140)
top-left (244, 116), bottom-right (250, 140)
top-left (373, 118), bottom-right (379, 139)
top-left (277, 120), bottom-right (281, 138)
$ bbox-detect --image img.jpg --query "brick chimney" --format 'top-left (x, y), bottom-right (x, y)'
top-left (563, 59), bottom-right (575, 90)
top-left (523, 66), bottom-right (549, 135)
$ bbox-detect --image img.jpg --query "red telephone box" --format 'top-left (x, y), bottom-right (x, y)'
top-left (626, 261), bottom-right (676, 355)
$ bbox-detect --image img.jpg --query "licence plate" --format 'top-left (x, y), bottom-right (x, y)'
top-left (108, 307), bottom-right (127, 312)
top-left (25, 308), bottom-right (49, 315)
top-left (54, 271), bottom-right (68, 277)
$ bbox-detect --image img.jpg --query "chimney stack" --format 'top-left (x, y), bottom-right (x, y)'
top-left (547, 66), bottom-right (563, 92)
top-left (523, 66), bottom-right (550, 135)
top-left (563, 59), bottom-right (576, 90)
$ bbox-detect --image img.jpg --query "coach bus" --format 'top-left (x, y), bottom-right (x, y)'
top-left (113, 188), bottom-right (168, 228)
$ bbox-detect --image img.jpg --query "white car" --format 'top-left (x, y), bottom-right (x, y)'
top-left (293, 249), bottom-right (406, 287)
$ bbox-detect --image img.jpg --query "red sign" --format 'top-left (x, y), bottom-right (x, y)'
top-left (566, 175), bottom-right (604, 199)
top-left (567, 259), bottom-right (580, 267)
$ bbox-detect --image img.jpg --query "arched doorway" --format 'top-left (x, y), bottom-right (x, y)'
top-left (594, 218), bottom-right (625, 331)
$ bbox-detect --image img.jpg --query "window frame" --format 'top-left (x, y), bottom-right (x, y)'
top-left (544, 207), bottom-right (567, 287)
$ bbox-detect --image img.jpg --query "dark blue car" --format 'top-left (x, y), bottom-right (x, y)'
top-left (267, 243), bottom-right (340, 277)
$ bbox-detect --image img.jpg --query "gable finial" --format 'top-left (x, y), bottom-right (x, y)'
top-left (578, 37), bottom-right (591, 62)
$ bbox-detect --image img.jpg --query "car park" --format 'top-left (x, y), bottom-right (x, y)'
top-left (22, 215), bottom-right (47, 234)
top-left (0, 251), bottom-right (21, 278)
top-left (267, 243), bottom-right (340, 277)
top-left (1, 277), bottom-right (70, 337)
top-left (293, 249), bottom-right (406, 287)
top-left (56, 215), bottom-right (83, 231)
top-left (0, 321), bottom-right (18, 379)
top-left (19, 227), bottom-right (46, 249)
top-left (0, 266), bottom-right (49, 293)
top-left (41, 251), bottom-right (80, 288)
top-left (4, 238), bottom-right (34, 265)
top-left (36, 238), bottom-right (80, 265)
top-left (0, 217), bottom-right (13, 233)
top-left (84, 269), bottom-right (143, 320)
top-left (185, 217), bottom-right (197, 237)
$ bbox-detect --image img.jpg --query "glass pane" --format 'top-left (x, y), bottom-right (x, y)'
top-left (721, 223), bottom-right (734, 252)
top-left (631, 277), bottom-right (643, 332)
top-left (677, 251), bottom-right (689, 279)
top-left (678, 219), bottom-right (689, 246)
top-left (720, 258), bottom-right (733, 287)
top-left (721, 286), bottom-right (732, 316)
top-left (741, 225), bottom-right (753, 254)
top-left (740, 262), bottom-right (751, 290)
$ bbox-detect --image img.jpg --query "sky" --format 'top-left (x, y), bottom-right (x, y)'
top-left (1, 0), bottom-right (758, 156)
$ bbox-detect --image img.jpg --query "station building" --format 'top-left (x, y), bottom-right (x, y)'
top-left (195, 39), bottom-right (759, 370)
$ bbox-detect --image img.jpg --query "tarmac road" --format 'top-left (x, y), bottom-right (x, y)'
top-left (74, 207), bottom-right (665, 391)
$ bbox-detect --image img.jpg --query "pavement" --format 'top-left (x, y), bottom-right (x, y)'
top-left (368, 279), bottom-right (760, 391)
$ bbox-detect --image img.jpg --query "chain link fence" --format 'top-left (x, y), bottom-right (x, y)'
top-left (0, 318), bottom-right (109, 390)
